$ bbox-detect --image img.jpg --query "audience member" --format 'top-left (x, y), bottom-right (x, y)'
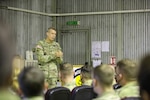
top-left (115, 59), bottom-right (139, 98)
top-left (138, 55), bottom-right (150, 100)
top-left (92, 64), bottom-right (120, 100)
top-left (12, 55), bottom-right (24, 95)
top-left (18, 66), bottom-right (45, 100)
top-left (59, 62), bottom-right (76, 91)
top-left (80, 62), bottom-right (92, 86)
top-left (0, 19), bottom-right (20, 100)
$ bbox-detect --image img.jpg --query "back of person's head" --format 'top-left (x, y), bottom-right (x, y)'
top-left (93, 64), bottom-right (114, 87)
top-left (116, 59), bottom-right (138, 85)
top-left (60, 62), bottom-right (73, 77)
top-left (12, 55), bottom-right (23, 70)
top-left (81, 62), bottom-right (92, 83)
top-left (0, 19), bottom-right (15, 87)
top-left (18, 66), bottom-right (45, 98)
top-left (12, 55), bottom-right (24, 94)
top-left (138, 55), bottom-right (150, 100)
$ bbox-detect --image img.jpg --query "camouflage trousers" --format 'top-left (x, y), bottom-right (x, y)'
top-left (38, 63), bottom-right (59, 88)
top-left (46, 77), bottom-right (58, 89)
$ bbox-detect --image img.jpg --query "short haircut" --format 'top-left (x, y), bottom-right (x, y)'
top-left (12, 55), bottom-right (22, 68)
top-left (93, 64), bottom-right (114, 86)
top-left (18, 66), bottom-right (45, 97)
top-left (117, 59), bottom-right (138, 81)
top-left (60, 62), bottom-right (73, 76)
top-left (47, 27), bottom-right (56, 32)
top-left (138, 55), bottom-right (150, 95)
top-left (0, 19), bottom-right (15, 87)
top-left (81, 64), bottom-right (92, 80)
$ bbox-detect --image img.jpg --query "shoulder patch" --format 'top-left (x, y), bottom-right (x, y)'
top-left (36, 45), bottom-right (43, 49)
top-left (55, 42), bottom-right (60, 46)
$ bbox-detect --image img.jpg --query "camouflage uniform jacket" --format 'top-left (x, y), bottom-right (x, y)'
top-left (93, 91), bottom-right (120, 100)
top-left (23, 96), bottom-right (44, 100)
top-left (82, 79), bottom-right (92, 86)
top-left (117, 81), bottom-right (139, 99)
top-left (0, 89), bottom-right (20, 100)
top-left (63, 81), bottom-right (76, 91)
top-left (35, 39), bottom-right (63, 79)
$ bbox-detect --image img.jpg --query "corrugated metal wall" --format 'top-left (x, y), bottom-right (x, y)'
top-left (0, 0), bottom-right (53, 58)
top-left (60, 31), bottom-right (88, 64)
top-left (57, 0), bottom-right (150, 64)
top-left (122, 0), bottom-right (150, 60)
top-left (0, 0), bottom-right (149, 63)
top-left (57, 0), bottom-right (118, 64)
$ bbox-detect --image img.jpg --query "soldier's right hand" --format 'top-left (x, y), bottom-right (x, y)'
top-left (58, 51), bottom-right (63, 57)
top-left (55, 51), bottom-right (63, 57)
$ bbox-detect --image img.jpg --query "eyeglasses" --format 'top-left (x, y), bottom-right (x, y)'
top-left (114, 73), bottom-right (120, 77)
top-left (114, 66), bottom-right (120, 77)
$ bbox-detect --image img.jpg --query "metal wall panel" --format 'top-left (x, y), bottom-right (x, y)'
top-left (123, 0), bottom-right (146, 10)
top-left (57, 0), bottom-right (117, 13)
top-left (1, 0), bottom-right (149, 64)
top-left (57, 0), bottom-right (118, 64)
top-left (122, 13), bottom-right (147, 60)
top-left (0, 0), bottom-right (53, 58)
top-left (57, 0), bottom-right (150, 64)
top-left (122, 0), bottom-right (149, 61)
top-left (60, 31), bottom-right (87, 64)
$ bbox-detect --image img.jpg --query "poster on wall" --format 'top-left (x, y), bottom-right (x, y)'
top-left (110, 56), bottom-right (116, 66)
top-left (102, 41), bottom-right (109, 52)
top-left (91, 41), bottom-right (101, 58)
top-left (92, 59), bottom-right (102, 68)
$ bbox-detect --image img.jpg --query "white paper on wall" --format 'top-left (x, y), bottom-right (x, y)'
top-left (92, 59), bottom-right (102, 68)
top-left (102, 41), bottom-right (109, 52)
top-left (91, 41), bottom-right (101, 58)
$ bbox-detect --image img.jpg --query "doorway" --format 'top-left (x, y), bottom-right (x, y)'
top-left (59, 29), bottom-right (90, 65)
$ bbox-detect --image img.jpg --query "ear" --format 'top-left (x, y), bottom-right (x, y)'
top-left (60, 73), bottom-right (64, 81)
top-left (80, 73), bottom-right (83, 78)
top-left (73, 71), bottom-right (75, 75)
top-left (92, 79), bottom-right (96, 87)
top-left (93, 78), bottom-right (98, 87)
top-left (58, 72), bottom-right (61, 77)
top-left (119, 73), bottom-right (123, 79)
top-left (59, 72), bottom-right (63, 78)
top-left (46, 32), bottom-right (48, 36)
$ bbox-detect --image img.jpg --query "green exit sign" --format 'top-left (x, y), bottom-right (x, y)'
top-left (66, 21), bottom-right (80, 25)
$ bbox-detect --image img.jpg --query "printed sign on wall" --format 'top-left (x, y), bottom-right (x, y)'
top-left (91, 41), bottom-right (101, 58)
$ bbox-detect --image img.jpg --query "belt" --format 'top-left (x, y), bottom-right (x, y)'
top-left (38, 61), bottom-right (57, 66)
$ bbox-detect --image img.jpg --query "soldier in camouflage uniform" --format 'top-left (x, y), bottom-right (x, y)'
top-left (80, 62), bottom-right (92, 86)
top-left (35, 27), bottom-right (63, 88)
top-left (115, 59), bottom-right (139, 99)
top-left (0, 20), bottom-right (20, 100)
top-left (59, 62), bottom-right (76, 91)
top-left (92, 64), bottom-right (120, 100)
